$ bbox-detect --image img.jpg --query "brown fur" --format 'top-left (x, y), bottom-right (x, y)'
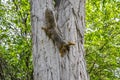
top-left (42, 8), bottom-right (75, 57)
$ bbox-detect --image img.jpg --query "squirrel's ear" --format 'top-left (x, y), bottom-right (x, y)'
top-left (68, 41), bottom-right (75, 45)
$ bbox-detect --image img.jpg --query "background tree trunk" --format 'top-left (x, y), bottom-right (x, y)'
top-left (31, 0), bottom-right (89, 80)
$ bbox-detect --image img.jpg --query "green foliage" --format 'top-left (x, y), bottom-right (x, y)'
top-left (0, 0), bottom-right (32, 80)
top-left (85, 0), bottom-right (120, 80)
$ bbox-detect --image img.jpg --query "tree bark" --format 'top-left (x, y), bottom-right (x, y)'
top-left (31, 0), bottom-right (89, 80)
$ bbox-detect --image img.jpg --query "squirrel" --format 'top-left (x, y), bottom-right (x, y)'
top-left (42, 8), bottom-right (75, 57)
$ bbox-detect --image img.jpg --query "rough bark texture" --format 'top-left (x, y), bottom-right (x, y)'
top-left (31, 0), bottom-right (89, 80)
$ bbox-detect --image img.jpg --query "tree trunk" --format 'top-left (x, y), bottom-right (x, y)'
top-left (31, 0), bottom-right (89, 80)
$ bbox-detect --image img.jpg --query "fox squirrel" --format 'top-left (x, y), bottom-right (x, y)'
top-left (42, 8), bottom-right (75, 57)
